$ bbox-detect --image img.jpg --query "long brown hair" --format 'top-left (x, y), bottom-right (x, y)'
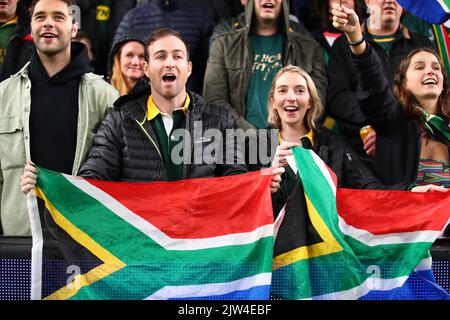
top-left (392, 47), bottom-right (450, 121)
top-left (268, 65), bottom-right (324, 131)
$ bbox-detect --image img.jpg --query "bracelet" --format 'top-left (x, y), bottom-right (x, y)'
top-left (348, 35), bottom-right (364, 46)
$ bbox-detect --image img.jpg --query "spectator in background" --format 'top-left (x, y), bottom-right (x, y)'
top-left (74, 0), bottom-right (144, 76)
top-left (0, 0), bottom-right (118, 236)
top-left (209, 0), bottom-right (311, 48)
top-left (73, 30), bottom-right (94, 62)
top-left (113, 0), bottom-right (214, 94)
top-left (108, 36), bottom-right (148, 96)
top-left (203, 0), bottom-right (327, 130)
top-left (326, 0), bottom-right (431, 162)
top-left (0, 0), bottom-right (34, 81)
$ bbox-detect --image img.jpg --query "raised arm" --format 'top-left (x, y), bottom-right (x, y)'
top-left (331, 4), bottom-right (401, 129)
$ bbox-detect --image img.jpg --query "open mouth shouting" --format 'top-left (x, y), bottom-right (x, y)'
top-left (261, 1), bottom-right (277, 13)
top-left (162, 73), bottom-right (177, 84)
top-left (262, 2), bottom-right (275, 9)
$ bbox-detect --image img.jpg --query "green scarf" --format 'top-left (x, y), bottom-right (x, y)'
top-left (420, 108), bottom-right (450, 141)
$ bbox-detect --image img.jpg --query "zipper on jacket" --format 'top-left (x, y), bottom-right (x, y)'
top-left (135, 118), bottom-right (162, 160)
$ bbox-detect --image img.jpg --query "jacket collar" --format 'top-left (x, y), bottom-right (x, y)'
top-left (118, 90), bottom-right (206, 123)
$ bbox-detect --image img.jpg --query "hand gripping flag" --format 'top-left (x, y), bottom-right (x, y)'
top-left (397, 0), bottom-right (450, 24)
top-left (27, 167), bottom-right (275, 300)
top-left (272, 147), bottom-right (450, 300)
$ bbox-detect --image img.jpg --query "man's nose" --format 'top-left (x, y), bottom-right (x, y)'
top-left (164, 57), bottom-right (175, 68)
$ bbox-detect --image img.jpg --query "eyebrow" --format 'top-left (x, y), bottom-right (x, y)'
top-left (412, 59), bottom-right (439, 65)
top-left (276, 84), bottom-right (307, 89)
top-left (153, 49), bottom-right (185, 56)
top-left (33, 10), bottom-right (67, 17)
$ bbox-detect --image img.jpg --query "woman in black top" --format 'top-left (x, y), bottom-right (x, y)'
top-left (330, 3), bottom-right (449, 194)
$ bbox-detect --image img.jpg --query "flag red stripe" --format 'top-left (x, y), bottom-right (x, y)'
top-left (86, 170), bottom-right (274, 239)
top-left (337, 189), bottom-right (450, 235)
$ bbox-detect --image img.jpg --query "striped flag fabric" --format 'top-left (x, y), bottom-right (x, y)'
top-left (27, 167), bottom-right (275, 300)
top-left (432, 24), bottom-right (450, 75)
top-left (271, 147), bottom-right (450, 300)
top-left (397, 0), bottom-right (450, 24)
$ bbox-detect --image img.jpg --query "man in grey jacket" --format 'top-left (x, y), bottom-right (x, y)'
top-left (203, 0), bottom-right (327, 130)
top-left (0, 0), bottom-right (118, 236)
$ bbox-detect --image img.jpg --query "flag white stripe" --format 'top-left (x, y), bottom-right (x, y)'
top-left (273, 204), bottom-right (286, 240)
top-left (438, 0), bottom-right (450, 13)
top-left (310, 151), bottom-right (337, 195)
top-left (286, 150), bottom-right (336, 195)
top-left (338, 216), bottom-right (441, 245)
top-left (28, 191), bottom-right (43, 300)
top-left (63, 175), bottom-right (273, 251)
top-left (311, 258), bottom-right (431, 300)
top-left (145, 273), bottom-right (272, 300)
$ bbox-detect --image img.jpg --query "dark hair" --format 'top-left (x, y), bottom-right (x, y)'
top-left (146, 28), bottom-right (190, 61)
top-left (29, 0), bottom-right (74, 17)
top-left (392, 47), bottom-right (450, 121)
top-left (315, 0), bottom-right (364, 32)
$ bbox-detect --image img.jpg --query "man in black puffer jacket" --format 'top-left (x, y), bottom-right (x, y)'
top-left (79, 28), bottom-right (250, 183)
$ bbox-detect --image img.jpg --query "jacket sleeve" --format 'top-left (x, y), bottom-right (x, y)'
top-left (203, 37), bottom-right (255, 130)
top-left (351, 44), bottom-right (402, 130)
top-left (216, 111), bottom-right (248, 176)
top-left (327, 38), bottom-right (367, 125)
top-left (0, 160), bottom-right (3, 224)
top-left (78, 111), bottom-right (124, 181)
top-left (327, 38), bottom-right (368, 125)
top-left (209, 20), bottom-right (233, 49)
top-left (308, 40), bottom-right (328, 108)
top-left (341, 141), bottom-right (408, 190)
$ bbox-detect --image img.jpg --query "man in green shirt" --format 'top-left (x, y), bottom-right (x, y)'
top-left (204, 0), bottom-right (327, 130)
top-left (0, 0), bottom-right (19, 74)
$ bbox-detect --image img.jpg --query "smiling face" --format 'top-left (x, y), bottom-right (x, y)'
top-left (145, 34), bottom-right (192, 101)
top-left (31, 0), bottom-right (76, 57)
top-left (405, 51), bottom-right (444, 102)
top-left (120, 41), bottom-right (145, 83)
top-left (270, 71), bottom-right (311, 128)
top-left (254, 0), bottom-right (282, 24)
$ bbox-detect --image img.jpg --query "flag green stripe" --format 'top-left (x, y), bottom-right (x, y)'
top-left (37, 168), bottom-right (272, 263)
top-left (273, 237), bottom-right (433, 299)
top-left (292, 148), bottom-right (337, 226)
top-left (292, 148), bottom-right (352, 250)
top-left (70, 238), bottom-right (273, 300)
top-left (37, 167), bottom-right (273, 300)
top-left (433, 24), bottom-right (450, 75)
top-left (441, 0), bottom-right (450, 11)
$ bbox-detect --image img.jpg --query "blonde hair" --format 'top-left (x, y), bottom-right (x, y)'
top-left (268, 65), bottom-right (324, 130)
top-left (110, 52), bottom-right (130, 96)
